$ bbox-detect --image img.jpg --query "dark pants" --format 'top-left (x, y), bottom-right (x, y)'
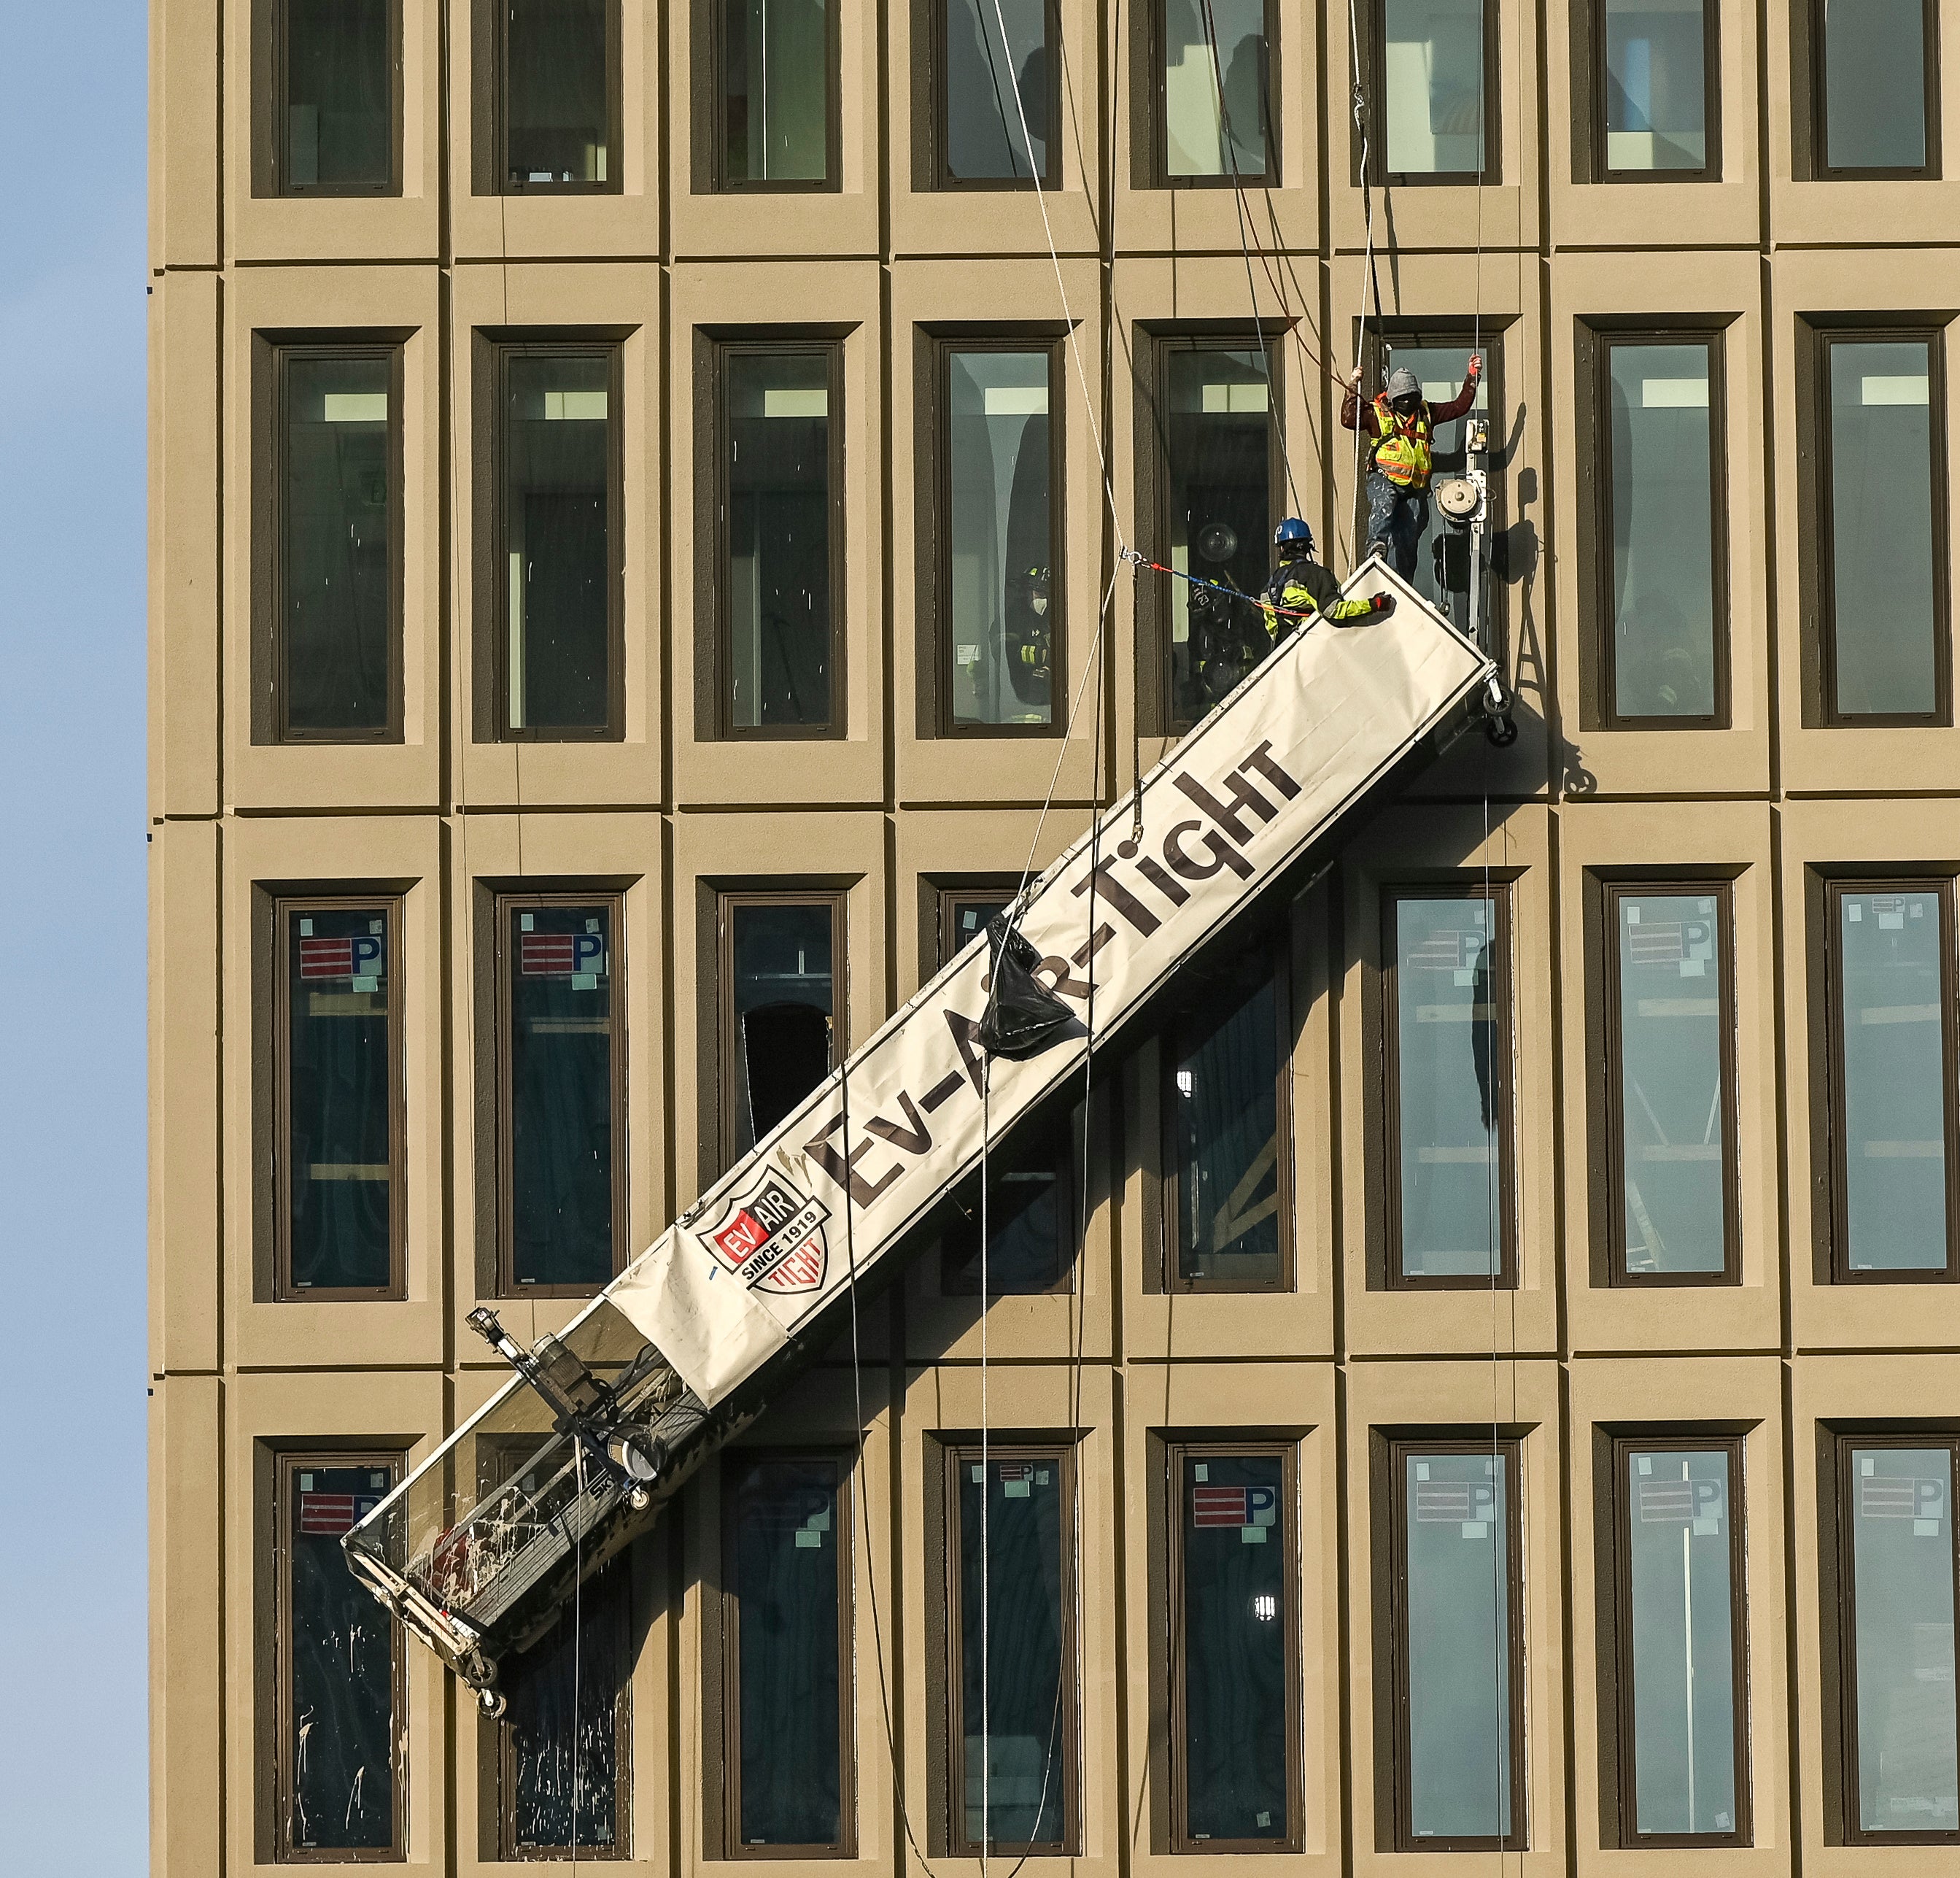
top-left (1365, 470), bottom-right (1429, 580)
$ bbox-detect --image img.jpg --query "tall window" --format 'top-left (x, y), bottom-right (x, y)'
top-left (1813, 0), bottom-right (1937, 177)
top-left (1155, 339), bottom-right (1276, 727)
top-left (1382, 886), bottom-right (1514, 1288)
top-left (1373, 0), bottom-right (1492, 182)
top-left (1825, 882), bottom-right (1959, 1280)
top-left (1597, 0), bottom-right (1716, 178)
top-left (495, 0), bottom-right (619, 192)
top-left (1595, 334), bottom-right (1726, 727)
top-left (940, 1102), bottom-right (1074, 1295)
top-left (1153, 0), bottom-right (1274, 186)
top-left (943, 1444), bottom-right (1077, 1855)
top-left (934, 0), bottom-right (1056, 185)
top-left (1166, 1442), bottom-right (1299, 1851)
top-left (1603, 884), bottom-right (1739, 1284)
top-left (271, 1452), bottom-right (403, 1859)
top-left (714, 344), bottom-right (843, 738)
top-left (1831, 1436), bottom-right (1960, 1842)
top-left (719, 893), bottom-right (845, 1164)
top-left (937, 344), bottom-right (1061, 734)
top-left (721, 1455), bottom-right (854, 1855)
top-left (495, 894), bottom-right (627, 1294)
top-left (268, 0), bottom-right (398, 195)
top-left (274, 897), bottom-right (402, 1298)
top-left (493, 344), bottom-right (623, 741)
top-left (1817, 332), bottom-right (1948, 724)
top-left (1603, 1436), bottom-right (1748, 1845)
top-left (714, 0), bottom-right (837, 188)
top-left (1163, 946), bottom-right (1288, 1292)
top-left (266, 343), bottom-right (401, 742)
top-left (1382, 1437), bottom-right (1525, 1851)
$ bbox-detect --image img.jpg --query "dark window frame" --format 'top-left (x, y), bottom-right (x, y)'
top-left (705, 334), bottom-right (849, 743)
top-left (932, 880), bottom-right (1020, 973)
top-left (1163, 1437), bottom-right (1303, 1854)
top-left (1584, 325), bottom-right (1732, 732)
top-left (1827, 1429), bottom-right (1960, 1847)
top-left (269, 1447), bottom-right (408, 1863)
top-left (1813, 325), bottom-right (1952, 729)
top-left (1158, 936), bottom-right (1293, 1296)
top-left (1377, 881), bottom-right (1518, 1292)
top-left (257, 336), bottom-right (407, 746)
top-left (1144, 330), bottom-right (1286, 735)
top-left (937, 1097), bottom-right (1078, 1298)
top-left (1360, 0), bottom-right (1502, 188)
top-left (259, 0), bottom-right (405, 198)
top-left (920, 0), bottom-right (1064, 190)
top-left (715, 888), bottom-right (850, 1168)
top-left (271, 892), bottom-right (407, 1302)
top-left (1597, 876), bottom-right (1743, 1288)
top-left (1376, 1432), bottom-right (1528, 1854)
top-left (703, 0), bottom-right (845, 193)
top-left (1808, 0), bottom-right (1942, 182)
top-left (924, 333), bottom-right (1068, 740)
top-left (481, 0), bottom-right (624, 197)
top-left (1142, 0), bottom-right (1282, 191)
top-left (490, 888), bottom-right (630, 1299)
top-left (1821, 875), bottom-right (1960, 1284)
top-left (715, 1449), bottom-right (858, 1859)
top-left (1599, 1429), bottom-right (1752, 1849)
top-left (940, 1438), bottom-right (1081, 1858)
top-left (1584, 0), bottom-right (1722, 185)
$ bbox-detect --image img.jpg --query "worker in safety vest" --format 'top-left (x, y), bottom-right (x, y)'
top-left (1341, 354), bottom-right (1483, 579)
top-left (1258, 517), bottom-right (1392, 645)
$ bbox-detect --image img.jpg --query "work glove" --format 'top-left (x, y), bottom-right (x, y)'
top-left (1368, 593), bottom-right (1395, 616)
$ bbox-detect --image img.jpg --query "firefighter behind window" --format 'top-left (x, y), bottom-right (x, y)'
top-left (1003, 562), bottom-right (1052, 717)
top-left (1341, 353), bottom-right (1482, 579)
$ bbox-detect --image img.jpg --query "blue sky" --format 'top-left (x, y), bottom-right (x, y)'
top-left (0, 1), bottom-right (149, 1865)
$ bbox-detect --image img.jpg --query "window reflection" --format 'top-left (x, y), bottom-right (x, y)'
top-left (721, 0), bottom-right (832, 183)
top-left (1825, 339), bottom-right (1942, 720)
top-left (279, 0), bottom-right (393, 191)
top-left (941, 1105), bottom-right (1071, 1294)
top-left (1820, 0), bottom-right (1929, 174)
top-left (1612, 889), bottom-right (1732, 1278)
top-left (1603, 0), bottom-right (1709, 172)
top-left (1834, 888), bottom-right (1951, 1272)
top-left (945, 0), bottom-right (1050, 180)
top-left (1605, 341), bottom-right (1719, 722)
top-left (504, 0), bottom-right (612, 188)
top-left (1160, 0), bottom-right (1269, 179)
top-left (728, 899), bottom-right (836, 1157)
top-left (1381, 0), bottom-right (1487, 177)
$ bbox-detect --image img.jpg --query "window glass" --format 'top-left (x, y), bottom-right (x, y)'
top-left (720, 0), bottom-right (831, 182)
top-left (954, 1452), bottom-right (1070, 1851)
top-left (1163, 345), bottom-right (1271, 724)
top-left (505, 0), bottom-right (611, 187)
top-left (1401, 1448), bottom-right (1515, 1844)
top-left (284, 905), bottom-right (394, 1291)
top-left (1161, 0), bottom-right (1269, 179)
top-left (1177, 1452), bottom-right (1289, 1844)
top-left (1378, 341), bottom-right (1490, 633)
top-left (945, 0), bottom-right (1050, 179)
top-left (1622, 1448), bottom-right (1740, 1838)
top-left (1169, 962), bottom-right (1282, 1288)
top-left (1821, 0), bottom-right (1928, 172)
top-left (1835, 889), bottom-right (1950, 1272)
top-left (1846, 1445), bottom-right (1959, 1835)
top-left (726, 352), bottom-right (836, 732)
top-left (503, 352), bottom-right (613, 735)
top-left (1612, 890), bottom-right (1731, 1278)
top-left (1603, 0), bottom-right (1708, 172)
top-left (1826, 339), bottom-right (1941, 719)
top-left (947, 350), bottom-right (1055, 729)
top-left (281, 0), bottom-right (392, 190)
top-left (506, 902), bottom-right (619, 1290)
top-left (1605, 341), bottom-right (1719, 720)
top-left (283, 1461), bottom-right (398, 1852)
top-left (726, 1457), bottom-right (848, 1850)
top-left (940, 891), bottom-right (1015, 967)
top-left (942, 1107), bottom-right (1070, 1294)
top-left (1390, 894), bottom-right (1505, 1280)
top-left (729, 900), bottom-right (837, 1157)
top-left (280, 353), bottom-right (392, 738)
top-left (1382, 0), bottom-right (1486, 176)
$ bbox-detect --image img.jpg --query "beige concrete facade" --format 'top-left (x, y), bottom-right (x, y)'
top-left (150, 2), bottom-right (1960, 1874)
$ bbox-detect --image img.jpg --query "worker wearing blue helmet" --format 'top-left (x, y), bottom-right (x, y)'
top-left (1257, 517), bottom-right (1392, 647)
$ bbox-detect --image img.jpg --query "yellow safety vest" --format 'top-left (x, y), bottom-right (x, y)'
top-left (1371, 395), bottom-right (1434, 489)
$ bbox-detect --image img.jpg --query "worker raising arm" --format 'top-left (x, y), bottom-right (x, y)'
top-left (1340, 354), bottom-right (1481, 579)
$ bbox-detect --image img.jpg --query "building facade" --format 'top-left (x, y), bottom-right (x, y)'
top-left (149, 1), bottom-right (1960, 1873)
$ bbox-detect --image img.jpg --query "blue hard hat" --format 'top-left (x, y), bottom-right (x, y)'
top-left (1274, 517), bottom-right (1314, 551)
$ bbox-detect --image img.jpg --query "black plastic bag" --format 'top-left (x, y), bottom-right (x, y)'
top-left (976, 913), bottom-right (1074, 1059)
